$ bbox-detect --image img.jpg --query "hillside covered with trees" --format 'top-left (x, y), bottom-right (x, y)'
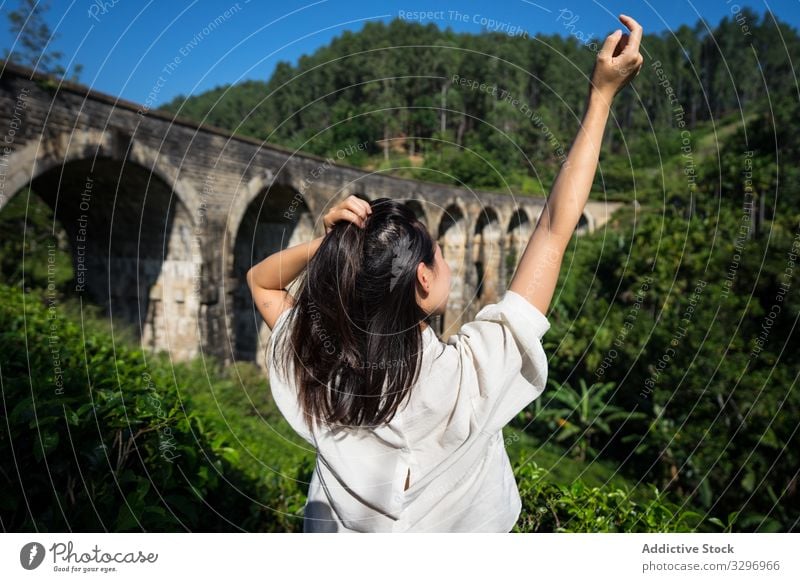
top-left (160, 9), bottom-right (799, 210)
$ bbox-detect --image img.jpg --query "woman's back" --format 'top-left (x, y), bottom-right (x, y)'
top-left (268, 288), bottom-right (551, 532)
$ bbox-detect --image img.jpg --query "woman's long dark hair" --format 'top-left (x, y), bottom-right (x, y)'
top-left (273, 197), bottom-right (438, 433)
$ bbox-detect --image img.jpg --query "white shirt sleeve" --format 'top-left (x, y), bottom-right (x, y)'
top-left (447, 289), bottom-right (551, 434)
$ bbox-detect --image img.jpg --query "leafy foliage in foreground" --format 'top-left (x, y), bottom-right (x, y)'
top-left (1, 282), bottom-right (705, 532)
top-left (523, 202), bottom-right (800, 533)
top-left (0, 284), bottom-right (309, 532)
top-left (513, 463), bottom-right (705, 533)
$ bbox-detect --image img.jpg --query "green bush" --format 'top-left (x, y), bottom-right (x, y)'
top-left (0, 282), bottom-right (712, 533)
top-left (0, 284), bottom-right (307, 532)
top-left (512, 462), bottom-right (704, 532)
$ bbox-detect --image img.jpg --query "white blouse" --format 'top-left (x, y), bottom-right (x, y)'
top-left (267, 289), bottom-right (551, 533)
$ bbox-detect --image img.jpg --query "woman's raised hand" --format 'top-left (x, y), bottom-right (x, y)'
top-left (590, 14), bottom-right (644, 98)
top-left (323, 195), bottom-right (373, 234)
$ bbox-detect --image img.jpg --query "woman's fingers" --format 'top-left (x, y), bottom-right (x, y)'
top-left (614, 33), bottom-right (629, 58)
top-left (330, 207), bottom-right (365, 228)
top-left (591, 16), bottom-right (644, 97)
top-left (323, 196), bottom-right (372, 232)
top-left (344, 195), bottom-right (371, 220)
top-left (598, 28), bottom-right (622, 61)
top-left (618, 14), bottom-right (643, 55)
top-left (349, 195), bottom-right (371, 216)
top-left (340, 207), bottom-right (366, 228)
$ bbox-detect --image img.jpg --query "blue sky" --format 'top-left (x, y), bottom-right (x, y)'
top-left (1, 0), bottom-right (797, 107)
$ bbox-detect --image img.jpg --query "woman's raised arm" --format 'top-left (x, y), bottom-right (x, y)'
top-left (508, 14), bottom-right (644, 315)
top-left (247, 195), bottom-right (371, 329)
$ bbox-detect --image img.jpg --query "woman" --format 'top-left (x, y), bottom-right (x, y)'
top-left (247, 14), bottom-right (644, 532)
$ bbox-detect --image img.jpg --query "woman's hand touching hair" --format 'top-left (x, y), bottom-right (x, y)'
top-left (590, 14), bottom-right (644, 99)
top-left (248, 195), bottom-right (374, 330)
top-left (323, 195), bottom-right (372, 234)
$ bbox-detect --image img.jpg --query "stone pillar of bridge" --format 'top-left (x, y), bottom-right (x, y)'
top-left (472, 211), bottom-right (502, 311)
top-left (504, 209), bottom-right (534, 291)
top-left (437, 205), bottom-right (468, 339)
top-left (196, 218), bottom-right (227, 362)
top-left (140, 203), bottom-right (203, 361)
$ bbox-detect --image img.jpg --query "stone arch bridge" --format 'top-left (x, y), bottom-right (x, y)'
top-left (0, 63), bottom-right (625, 366)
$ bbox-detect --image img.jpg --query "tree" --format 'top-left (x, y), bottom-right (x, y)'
top-left (4, 0), bottom-right (82, 81)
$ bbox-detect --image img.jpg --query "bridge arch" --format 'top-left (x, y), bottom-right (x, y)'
top-left (1, 132), bottom-right (203, 359)
top-left (576, 210), bottom-right (594, 234)
top-left (0, 129), bottom-right (200, 219)
top-left (230, 180), bottom-right (314, 364)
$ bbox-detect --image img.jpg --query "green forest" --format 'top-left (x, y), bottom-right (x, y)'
top-left (2, 9), bottom-right (799, 532)
top-left (161, 9), bottom-right (799, 209)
